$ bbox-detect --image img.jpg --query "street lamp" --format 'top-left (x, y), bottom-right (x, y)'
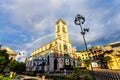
top-left (74, 14), bottom-right (96, 80)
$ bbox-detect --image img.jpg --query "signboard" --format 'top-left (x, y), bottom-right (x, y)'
top-left (64, 54), bottom-right (70, 66)
top-left (92, 62), bottom-right (98, 67)
top-left (59, 58), bottom-right (64, 68)
top-left (65, 58), bottom-right (70, 65)
top-left (70, 59), bottom-right (73, 66)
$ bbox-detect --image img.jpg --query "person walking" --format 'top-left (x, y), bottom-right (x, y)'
top-left (64, 69), bottom-right (67, 75)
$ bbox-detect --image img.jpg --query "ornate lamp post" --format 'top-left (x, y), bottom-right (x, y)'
top-left (74, 14), bottom-right (96, 80)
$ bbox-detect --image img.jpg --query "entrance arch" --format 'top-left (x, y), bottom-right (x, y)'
top-left (54, 58), bottom-right (58, 70)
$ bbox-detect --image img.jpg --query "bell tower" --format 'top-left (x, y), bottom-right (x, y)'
top-left (55, 19), bottom-right (75, 69)
top-left (55, 19), bottom-right (72, 55)
top-left (55, 19), bottom-right (69, 42)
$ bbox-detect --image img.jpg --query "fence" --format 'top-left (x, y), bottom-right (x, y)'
top-left (89, 70), bottom-right (120, 80)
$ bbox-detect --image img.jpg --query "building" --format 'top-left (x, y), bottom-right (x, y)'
top-left (103, 41), bottom-right (120, 70)
top-left (25, 19), bottom-right (76, 72)
top-left (75, 46), bottom-right (104, 69)
top-left (75, 50), bottom-right (90, 68)
top-left (2, 47), bottom-right (17, 60)
top-left (75, 41), bottom-right (120, 70)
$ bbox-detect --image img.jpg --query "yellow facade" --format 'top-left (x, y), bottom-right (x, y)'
top-left (75, 51), bottom-right (89, 67)
top-left (3, 47), bottom-right (16, 60)
top-left (104, 42), bottom-right (120, 70)
top-left (104, 54), bottom-right (120, 70)
top-left (75, 43), bottom-right (120, 70)
top-left (75, 46), bottom-right (103, 60)
top-left (75, 51), bottom-right (90, 61)
top-left (75, 46), bottom-right (104, 69)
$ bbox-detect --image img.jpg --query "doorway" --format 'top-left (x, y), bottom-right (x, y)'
top-left (54, 58), bottom-right (58, 70)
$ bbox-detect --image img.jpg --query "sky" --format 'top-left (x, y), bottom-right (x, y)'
top-left (0, 0), bottom-right (120, 62)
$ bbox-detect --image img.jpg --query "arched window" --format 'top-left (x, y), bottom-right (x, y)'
top-left (49, 43), bottom-right (52, 49)
top-left (64, 45), bottom-right (68, 50)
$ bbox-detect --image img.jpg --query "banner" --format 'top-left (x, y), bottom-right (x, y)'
top-left (59, 58), bottom-right (64, 68)
top-left (64, 54), bottom-right (70, 65)
top-left (65, 58), bottom-right (70, 65)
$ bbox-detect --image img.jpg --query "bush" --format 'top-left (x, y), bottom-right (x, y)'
top-left (67, 67), bottom-right (92, 80)
top-left (0, 74), bottom-right (11, 80)
top-left (24, 72), bottom-right (36, 76)
top-left (84, 75), bottom-right (92, 80)
top-left (0, 74), bottom-right (4, 80)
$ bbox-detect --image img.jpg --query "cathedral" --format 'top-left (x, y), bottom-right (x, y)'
top-left (25, 19), bottom-right (76, 72)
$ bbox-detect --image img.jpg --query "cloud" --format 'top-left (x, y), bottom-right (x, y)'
top-left (0, 0), bottom-right (120, 60)
top-left (87, 44), bottom-right (92, 49)
top-left (15, 50), bottom-right (27, 62)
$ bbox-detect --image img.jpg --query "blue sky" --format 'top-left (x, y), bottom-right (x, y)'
top-left (0, 0), bottom-right (120, 61)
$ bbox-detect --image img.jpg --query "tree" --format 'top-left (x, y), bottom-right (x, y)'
top-left (0, 45), bottom-right (2, 49)
top-left (9, 60), bottom-right (19, 72)
top-left (18, 62), bottom-right (26, 73)
top-left (84, 60), bottom-right (90, 68)
top-left (0, 49), bottom-right (10, 73)
top-left (67, 67), bottom-right (92, 80)
top-left (77, 56), bottom-right (81, 62)
top-left (102, 56), bottom-right (112, 69)
top-left (9, 60), bottom-right (26, 74)
top-left (77, 56), bottom-right (82, 67)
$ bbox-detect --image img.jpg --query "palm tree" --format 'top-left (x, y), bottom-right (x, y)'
top-left (84, 60), bottom-right (90, 68)
top-left (77, 56), bottom-right (82, 67)
top-left (102, 56), bottom-right (112, 69)
top-left (77, 56), bottom-right (81, 62)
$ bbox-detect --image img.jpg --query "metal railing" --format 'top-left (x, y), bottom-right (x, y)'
top-left (89, 70), bottom-right (120, 80)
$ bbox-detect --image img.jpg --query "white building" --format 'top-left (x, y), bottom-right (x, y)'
top-left (25, 19), bottom-right (77, 72)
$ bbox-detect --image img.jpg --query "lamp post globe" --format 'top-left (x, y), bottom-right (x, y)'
top-left (74, 14), bottom-right (85, 25)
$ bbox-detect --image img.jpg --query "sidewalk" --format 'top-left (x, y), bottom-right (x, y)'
top-left (22, 75), bottom-right (51, 80)
top-left (23, 75), bottom-right (40, 80)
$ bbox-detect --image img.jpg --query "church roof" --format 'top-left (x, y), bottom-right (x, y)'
top-left (4, 47), bottom-right (17, 55)
top-left (56, 19), bottom-right (66, 25)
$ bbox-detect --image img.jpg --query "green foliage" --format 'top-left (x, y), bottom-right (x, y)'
top-left (0, 45), bottom-right (2, 49)
top-left (102, 56), bottom-right (112, 69)
top-left (67, 67), bottom-right (84, 80)
top-left (77, 56), bottom-right (81, 62)
top-left (84, 60), bottom-right (90, 67)
top-left (9, 60), bottom-right (26, 73)
top-left (67, 67), bottom-right (92, 80)
top-left (9, 60), bottom-right (18, 72)
top-left (84, 75), bottom-right (92, 80)
top-left (0, 74), bottom-right (11, 80)
top-left (0, 74), bottom-right (4, 80)
top-left (24, 72), bottom-right (36, 76)
top-left (102, 56), bottom-right (112, 63)
top-left (0, 49), bottom-right (10, 73)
